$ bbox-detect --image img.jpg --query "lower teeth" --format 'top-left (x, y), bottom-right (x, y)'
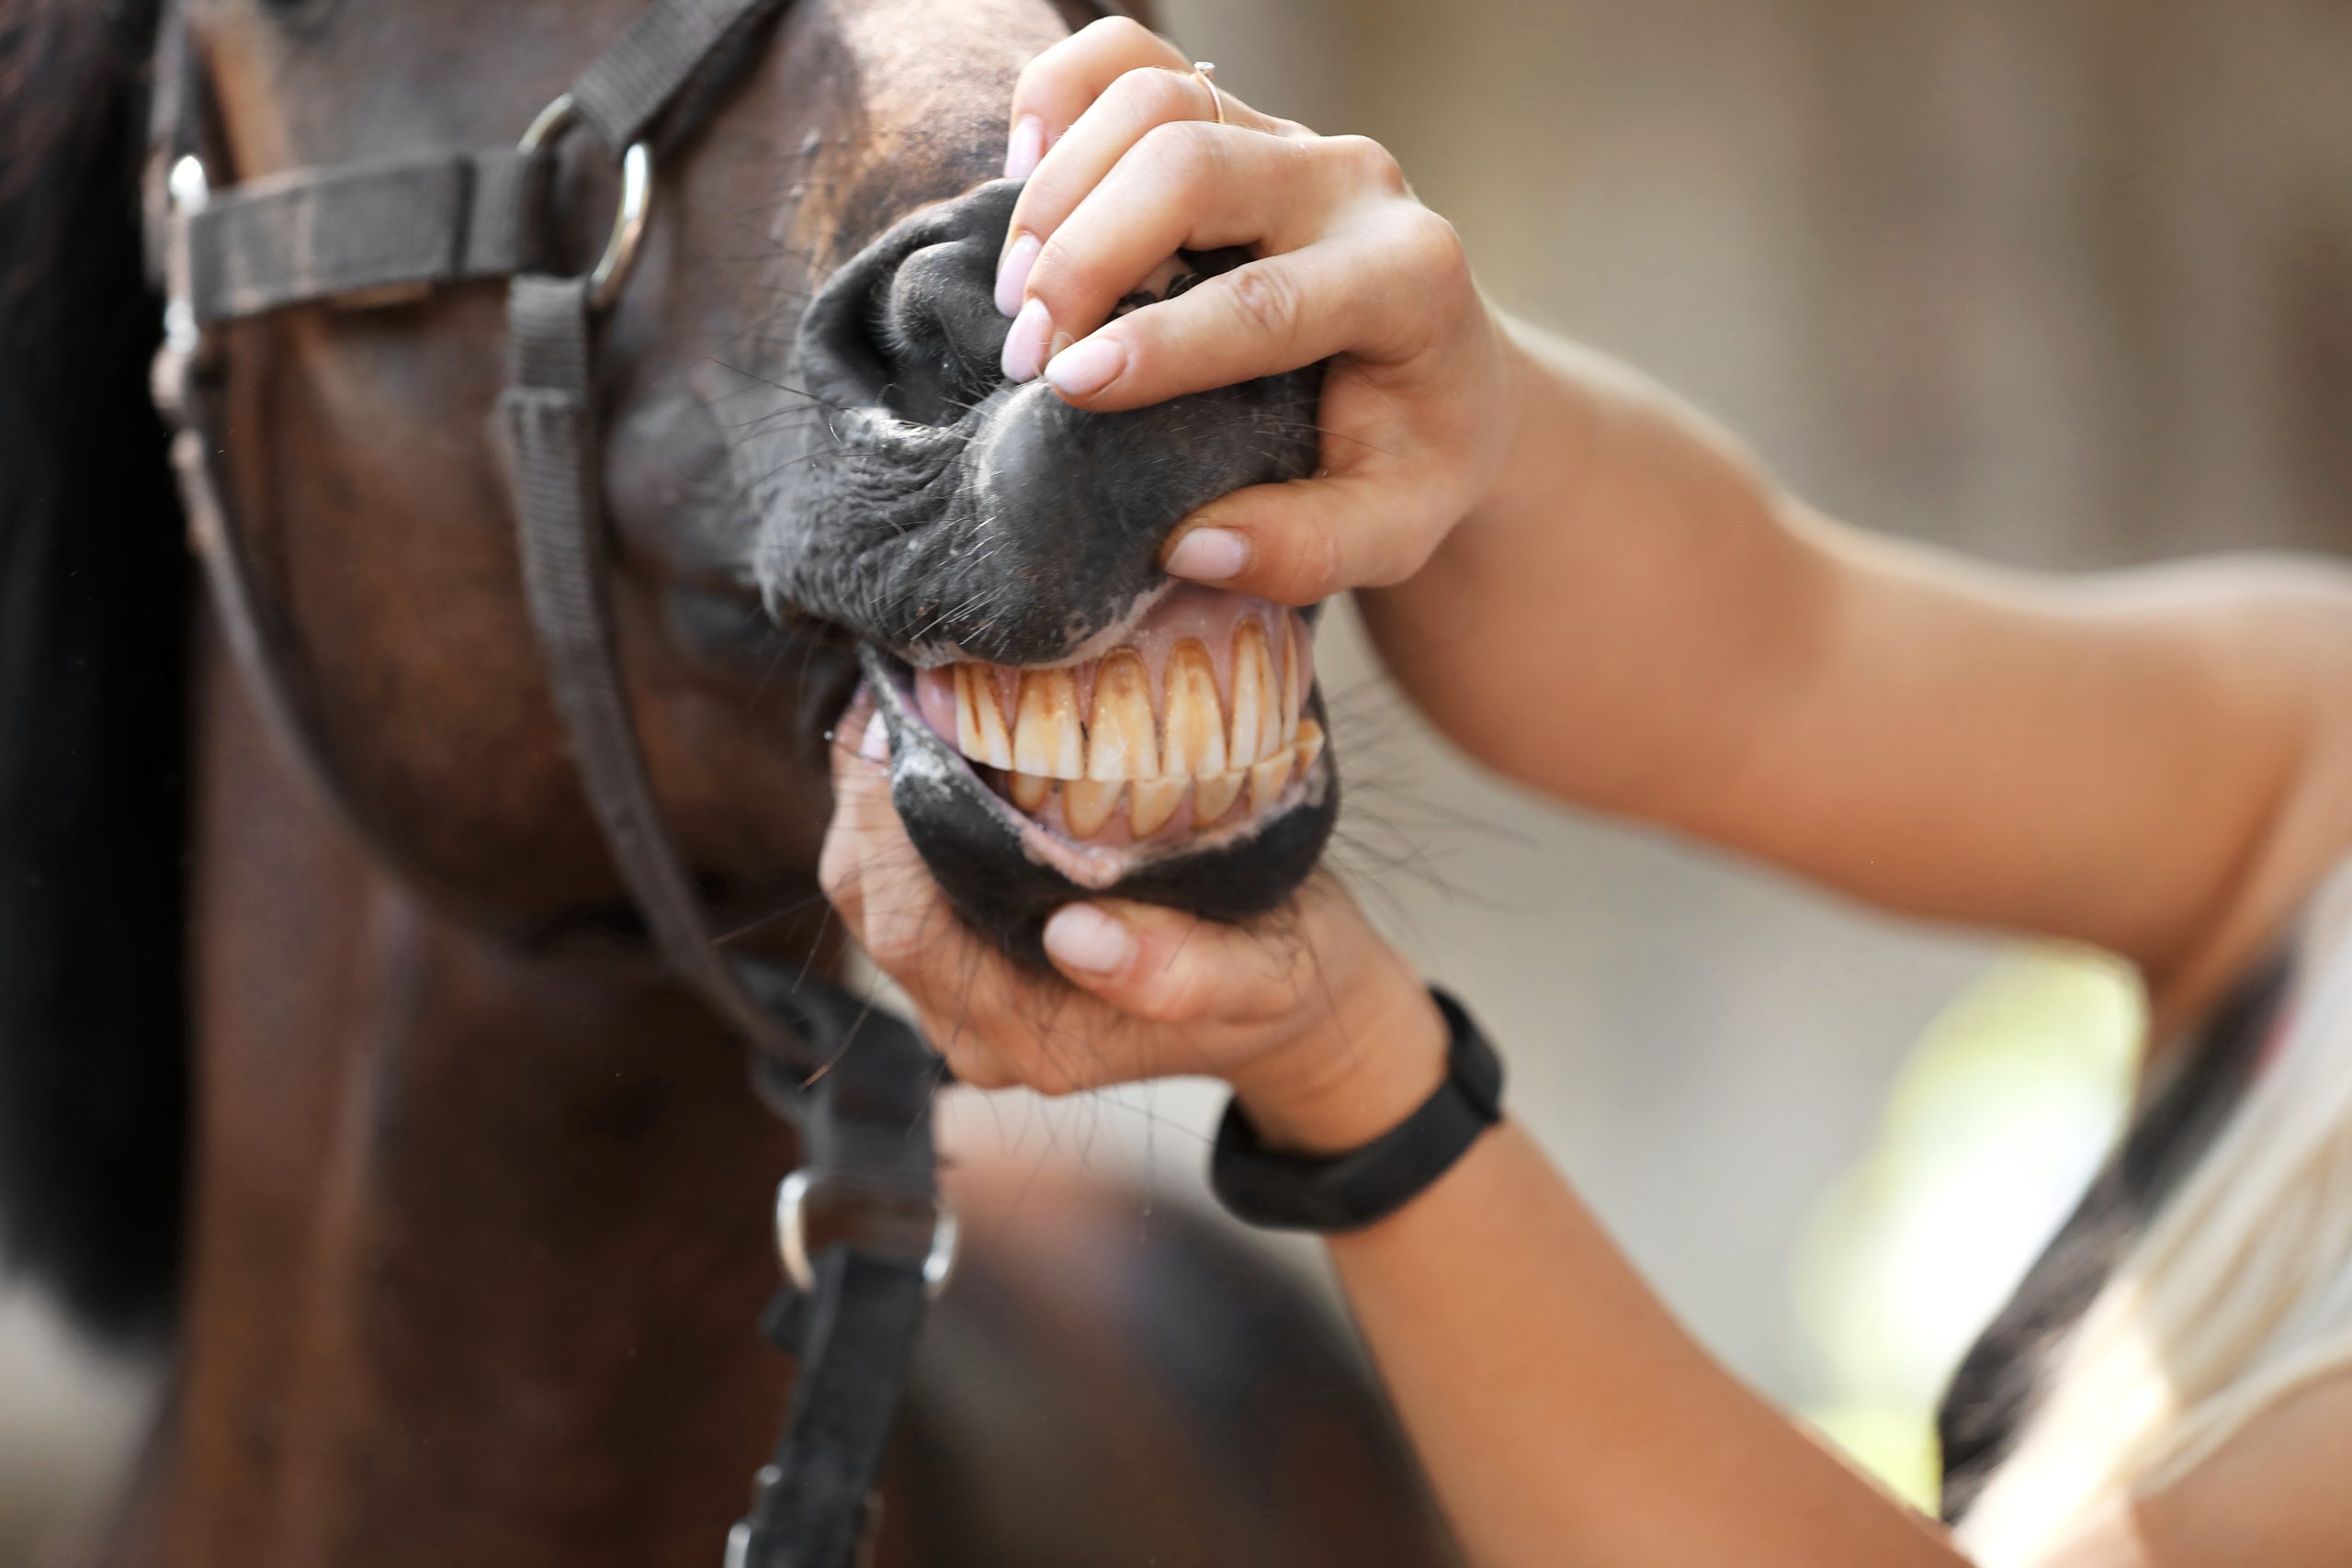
top-left (992, 719), bottom-right (1325, 841)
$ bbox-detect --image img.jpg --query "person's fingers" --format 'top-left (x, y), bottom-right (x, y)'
top-left (817, 705), bottom-right (889, 909)
top-left (988, 80), bottom-right (1288, 329)
top-left (1026, 204), bottom-right (1457, 410)
top-left (1007, 61), bottom-right (1290, 255)
top-left (1041, 897), bottom-right (1324, 1027)
top-left (1001, 135), bottom-right (1401, 385)
top-left (1157, 463), bottom-right (1463, 604)
top-left (820, 720), bottom-right (1046, 1085)
top-left (1003, 17), bottom-right (1191, 179)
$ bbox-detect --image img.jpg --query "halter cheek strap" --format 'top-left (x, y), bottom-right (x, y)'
top-left (144, 4), bottom-right (948, 1563)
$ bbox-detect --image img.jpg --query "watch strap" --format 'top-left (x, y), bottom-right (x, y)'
top-left (1210, 987), bottom-right (1504, 1233)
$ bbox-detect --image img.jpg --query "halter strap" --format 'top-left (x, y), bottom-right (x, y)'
top-left (141, 5), bottom-right (944, 1563)
top-left (183, 149), bottom-right (544, 322)
top-left (149, 0), bottom-right (795, 320)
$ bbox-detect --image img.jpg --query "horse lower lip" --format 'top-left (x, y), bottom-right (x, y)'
top-left (910, 589), bottom-right (1320, 844)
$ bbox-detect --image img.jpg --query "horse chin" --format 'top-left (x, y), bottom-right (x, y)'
top-left (855, 601), bottom-right (1339, 964)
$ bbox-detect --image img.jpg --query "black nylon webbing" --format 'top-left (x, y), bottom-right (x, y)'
top-left (497, 274), bottom-right (810, 1067)
top-left (152, 0), bottom-right (794, 323)
top-left (186, 149), bottom-right (543, 323)
top-left (737, 1251), bottom-right (931, 1568)
top-left (155, 5), bottom-right (961, 1562)
top-left (566, 0), bottom-right (797, 152)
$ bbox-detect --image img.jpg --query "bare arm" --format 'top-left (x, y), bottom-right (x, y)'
top-left (1261, 996), bottom-right (2352, 1568)
top-left (989, 23), bottom-right (2352, 1020)
top-left (1363, 331), bottom-right (2352, 1028)
top-left (821, 25), bottom-right (2352, 1562)
top-left (825, 747), bottom-right (2352, 1568)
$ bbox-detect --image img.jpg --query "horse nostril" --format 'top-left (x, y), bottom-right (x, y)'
top-left (793, 179), bottom-right (1024, 425)
top-left (874, 240), bottom-right (1010, 424)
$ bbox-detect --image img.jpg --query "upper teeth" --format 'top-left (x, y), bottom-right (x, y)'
top-left (946, 616), bottom-right (1322, 839)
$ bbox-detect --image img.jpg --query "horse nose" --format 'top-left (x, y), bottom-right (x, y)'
top-left (800, 180), bottom-right (1022, 426)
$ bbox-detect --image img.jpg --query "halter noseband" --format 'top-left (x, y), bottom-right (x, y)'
top-left (144, 4), bottom-right (952, 1562)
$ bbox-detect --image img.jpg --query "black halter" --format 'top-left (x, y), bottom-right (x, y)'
top-left (143, 3), bottom-right (957, 1562)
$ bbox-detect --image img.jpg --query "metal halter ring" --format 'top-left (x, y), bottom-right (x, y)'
top-left (775, 1169), bottom-right (960, 1300)
top-left (519, 93), bottom-right (652, 311)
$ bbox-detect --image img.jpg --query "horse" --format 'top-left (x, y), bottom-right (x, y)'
top-left (0, 0), bottom-right (1442, 1562)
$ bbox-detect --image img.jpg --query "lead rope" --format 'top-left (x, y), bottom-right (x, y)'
top-left (144, 2), bottom-right (952, 1563)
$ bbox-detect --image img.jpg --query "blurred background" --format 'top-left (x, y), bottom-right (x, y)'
top-left (8, 0), bottom-right (2352, 1557)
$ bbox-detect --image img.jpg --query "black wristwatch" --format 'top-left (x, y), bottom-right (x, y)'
top-left (1209, 987), bottom-right (1505, 1233)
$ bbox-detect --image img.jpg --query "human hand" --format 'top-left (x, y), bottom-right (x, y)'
top-left (820, 703), bottom-right (1448, 1154)
top-left (994, 17), bottom-right (1526, 607)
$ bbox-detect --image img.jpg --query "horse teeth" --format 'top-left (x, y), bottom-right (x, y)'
top-left (1086, 649), bottom-right (1158, 781)
top-left (1012, 669), bottom-right (1084, 779)
top-left (1248, 749), bottom-right (1294, 809)
top-left (1128, 776), bottom-right (1185, 836)
top-left (1229, 622), bottom-right (1283, 764)
top-left (955, 665), bottom-right (1014, 769)
top-left (1193, 770), bottom-right (1244, 826)
top-left (1008, 770), bottom-right (1053, 813)
top-left (1060, 778), bottom-right (1123, 839)
top-left (1293, 717), bottom-right (1324, 773)
top-left (1161, 639), bottom-right (1227, 778)
top-left (972, 615), bottom-right (1317, 832)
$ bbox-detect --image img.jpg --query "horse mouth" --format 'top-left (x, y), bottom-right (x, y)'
top-left (858, 583), bottom-right (1336, 914)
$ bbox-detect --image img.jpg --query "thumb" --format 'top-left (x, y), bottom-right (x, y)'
top-left (1159, 469), bottom-right (1453, 606)
top-left (1039, 897), bottom-right (1320, 1026)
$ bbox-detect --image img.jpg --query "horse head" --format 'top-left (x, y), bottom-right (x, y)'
top-left (0, 8), bottom-right (1456, 1561)
top-left (188, 0), bottom-right (1336, 963)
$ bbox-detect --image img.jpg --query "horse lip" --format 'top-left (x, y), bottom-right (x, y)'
top-left (854, 643), bottom-right (1333, 889)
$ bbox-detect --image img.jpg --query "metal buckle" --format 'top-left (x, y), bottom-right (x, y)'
top-left (161, 154), bottom-right (210, 355)
top-left (774, 1169), bottom-right (959, 1301)
top-left (726, 1472), bottom-right (886, 1568)
top-left (518, 93), bottom-right (652, 311)
top-left (150, 152), bottom-right (220, 424)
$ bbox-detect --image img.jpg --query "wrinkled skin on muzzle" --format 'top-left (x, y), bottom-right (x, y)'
top-left (757, 180), bottom-right (1340, 961)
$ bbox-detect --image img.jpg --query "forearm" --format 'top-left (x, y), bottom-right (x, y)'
top-left (1360, 327), bottom-right (2352, 1010)
top-left (1359, 329), bottom-right (1815, 824)
top-left (1325, 1119), bottom-right (1963, 1568)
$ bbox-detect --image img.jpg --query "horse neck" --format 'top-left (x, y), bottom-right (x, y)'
top-left (147, 615), bottom-right (806, 1566)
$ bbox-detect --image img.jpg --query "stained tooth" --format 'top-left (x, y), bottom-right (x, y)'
top-left (1061, 778), bottom-right (1123, 839)
top-left (1086, 649), bottom-right (1159, 781)
top-left (1128, 777), bottom-right (1186, 837)
top-left (1293, 716), bottom-right (1325, 773)
top-left (1230, 622), bottom-right (1283, 765)
top-left (955, 665), bottom-right (1014, 769)
top-left (1249, 749), bottom-right (1295, 809)
top-left (1282, 618), bottom-right (1305, 746)
top-left (1162, 639), bottom-right (1227, 778)
top-left (1013, 670), bottom-right (1085, 779)
top-left (1008, 770), bottom-right (1053, 813)
top-left (1193, 770), bottom-right (1244, 826)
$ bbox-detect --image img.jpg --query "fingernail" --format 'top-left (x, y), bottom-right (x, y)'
top-left (1001, 296), bottom-right (1052, 382)
top-left (1004, 115), bottom-right (1045, 181)
top-left (858, 710), bottom-right (890, 762)
top-left (994, 231), bottom-right (1039, 318)
top-left (1163, 526), bottom-right (1250, 582)
top-left (1044, 904), bottom-right (1136, 976)
top-left (1044, 333), bottom-right (1125, 400)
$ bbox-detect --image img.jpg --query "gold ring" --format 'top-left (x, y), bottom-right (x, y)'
top-left (1193, 61), bottom-right (1227, 127)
